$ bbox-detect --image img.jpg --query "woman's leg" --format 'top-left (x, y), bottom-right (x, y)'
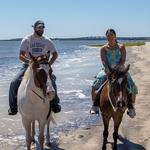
top-left (91, 86), bottom-right (97, 103)
top-left (127, 93), bottom-right (136, 118)
top-left (90, 71), bottom-right (107, 114)
top-left (127, 73), bottom-right (137, 118)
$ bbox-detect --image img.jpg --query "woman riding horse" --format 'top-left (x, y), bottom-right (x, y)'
top-left (100, 64), bottom-right (130, 150)
top-left (90, 29), bottom-right (138, 118)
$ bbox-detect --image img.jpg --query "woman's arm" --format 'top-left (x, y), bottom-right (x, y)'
top-left (101, 46), bottom-right (109, 73)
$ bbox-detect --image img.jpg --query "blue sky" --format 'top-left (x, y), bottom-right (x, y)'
top-left (0, 0), bottom-right (150, 39)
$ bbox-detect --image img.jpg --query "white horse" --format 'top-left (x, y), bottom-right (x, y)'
top-left (18, 57), bottom-right (55, 150)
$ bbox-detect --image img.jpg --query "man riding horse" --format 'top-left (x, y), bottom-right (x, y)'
top-left (90, 29), bottom-right (138, 118)
top-left (8, 20), bottom-right (61, 115)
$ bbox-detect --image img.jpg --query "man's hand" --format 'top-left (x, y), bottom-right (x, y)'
top-left (33, 55), bottom-right (49, 63)
top-left (20, 51), bottom-right (31, 64)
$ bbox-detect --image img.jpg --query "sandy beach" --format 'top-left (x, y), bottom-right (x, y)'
top-left (55, 42), bottom-right (150, 150)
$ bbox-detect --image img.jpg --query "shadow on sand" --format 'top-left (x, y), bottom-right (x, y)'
top-left (105, 135), bottom-right (146, 150)
top-left (117, 135), bottom-right (146, 150)
top-left (33, 141), bottom-right (65, 150)
top-left (118, 135), bottom-right (146, 150)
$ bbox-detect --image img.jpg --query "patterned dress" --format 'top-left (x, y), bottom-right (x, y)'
top-left (93, 48), bottom-right (138, 94)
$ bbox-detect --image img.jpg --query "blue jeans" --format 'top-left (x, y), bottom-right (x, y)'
top-left (8, 64), bottom-right (28, 110)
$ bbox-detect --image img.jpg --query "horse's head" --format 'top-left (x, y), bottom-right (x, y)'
top-left (107, 64), bottom-right (130, 110)
top-left (29, 53), bottom-right (55, 101)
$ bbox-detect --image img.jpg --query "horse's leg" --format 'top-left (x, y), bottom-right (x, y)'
top-left (31, 121), bottom-right (35, 143)
top-left (102, 114), bottom-right (111, 150)
top-left (22, 118), bottom-right (32, 150)
top-left (113, 114), bottom-right (123, 150)
top-left (45, 120), bottom-right (51, 147)
top-left (38, 120), bottom-right (45, 150)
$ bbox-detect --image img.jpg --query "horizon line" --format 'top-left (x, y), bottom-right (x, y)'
top-left (0, 36), bottom-right (150, 41)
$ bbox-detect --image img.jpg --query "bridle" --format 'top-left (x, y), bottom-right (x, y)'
top-left (107, 75), bottom-right (127, 112)
top-left (31, 61), bottom-right (51, 103)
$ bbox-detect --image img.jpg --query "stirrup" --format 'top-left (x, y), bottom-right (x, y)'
top-left (127, 108), bottom-right (136, 118)
top-left (90, 106), bottom-right (99, 114)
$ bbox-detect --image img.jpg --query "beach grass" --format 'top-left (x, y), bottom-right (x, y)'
top-left (89, 42), bottom-right (145, 47)
top-left (123, 42), bottom-right (145, 47)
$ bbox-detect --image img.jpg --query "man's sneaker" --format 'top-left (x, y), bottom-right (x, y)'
top-left (90, 106), bottom-right (99, 114)
top-left (52, 104), bottom-right (61, 113)
top-left (127, 108), bottom-right (136, 118)
top-left (8, 108), bottom-right (18, 115)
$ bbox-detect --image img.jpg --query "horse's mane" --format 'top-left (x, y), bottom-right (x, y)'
top-left (109, 65), bottom-right (129, 77)
top-left (23, 65), bottom-right (32, 82)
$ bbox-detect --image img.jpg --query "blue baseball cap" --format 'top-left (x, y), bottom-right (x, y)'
top-left (32, 20), bottom-right (45, 28)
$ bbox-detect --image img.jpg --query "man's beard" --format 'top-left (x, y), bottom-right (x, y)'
top-left (35, 30), bottom-right (43, 37)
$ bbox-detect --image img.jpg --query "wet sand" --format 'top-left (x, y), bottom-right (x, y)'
top-left (56, 42), bottom-right (150, 150)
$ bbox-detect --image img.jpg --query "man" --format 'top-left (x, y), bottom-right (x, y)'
top-left (8, 20), bottom-right (61, 115)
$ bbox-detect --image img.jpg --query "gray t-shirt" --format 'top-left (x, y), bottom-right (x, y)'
top-left (20, 34), bottom-right (56, 58)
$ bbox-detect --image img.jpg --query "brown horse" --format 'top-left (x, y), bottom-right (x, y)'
top-left (99, 64), bottom-right (130, 150)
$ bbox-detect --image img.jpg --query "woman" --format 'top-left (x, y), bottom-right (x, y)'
top-left (90, 29), bottom-right (138, 118)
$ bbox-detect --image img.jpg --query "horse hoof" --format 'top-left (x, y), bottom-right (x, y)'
top-left (32, 139), bottom-right (36, 143)
top-left (31, 142), bottom-right (36, 150)
top-left (102, 145), bottom-right (106, 150)
top-left (113, 145), bottom-right (117, 150)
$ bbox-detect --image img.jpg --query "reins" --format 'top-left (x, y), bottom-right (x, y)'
top-left (107, 83), bottom-right (117, 112)
top-left (30, 61), bottom-right (50, 103)
top-left (31, 89), bottom-right (45, 103)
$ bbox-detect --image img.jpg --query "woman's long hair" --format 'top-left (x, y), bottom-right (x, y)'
top-left (106, 29), bottom-right (118, 43)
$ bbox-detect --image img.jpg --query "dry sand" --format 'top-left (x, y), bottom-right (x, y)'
top-left (55, 42), bottom-right (150, 150)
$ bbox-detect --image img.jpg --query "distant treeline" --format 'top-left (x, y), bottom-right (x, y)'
top-left (1, 36), bottom-right (150, 41)
top-left (89, 42), bottom-right (146, 47)
top-left (53, 37), bottom-right (150, 41)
